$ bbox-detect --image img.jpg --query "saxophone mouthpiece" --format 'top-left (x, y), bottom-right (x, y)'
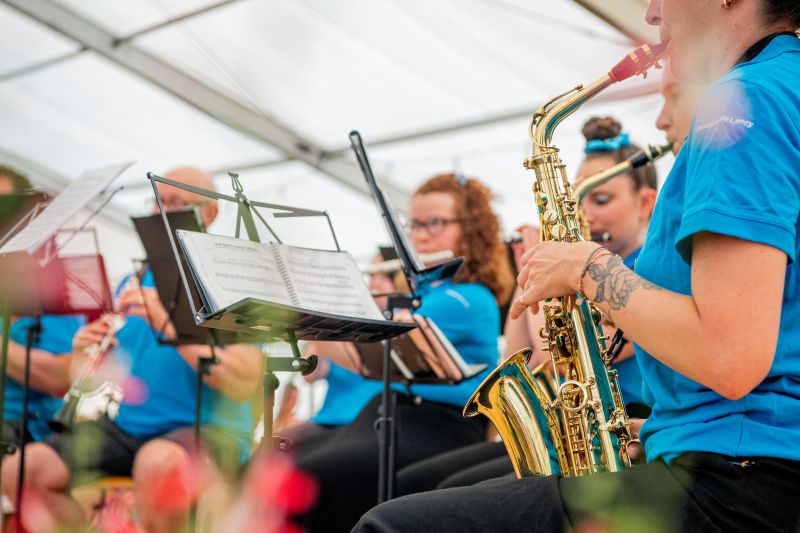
top-left (629, 142), bottom-right (674, 169)
top-left (609, 41), bottom-right (669, 83)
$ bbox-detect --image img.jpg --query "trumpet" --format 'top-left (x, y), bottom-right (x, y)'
top-left (48, 313), bottom-right (125, 433)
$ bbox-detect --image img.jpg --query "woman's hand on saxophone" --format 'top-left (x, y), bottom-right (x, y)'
top-left (510, 240), bottom-right (601, 319)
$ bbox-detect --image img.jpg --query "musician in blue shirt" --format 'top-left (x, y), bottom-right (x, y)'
top-left (2, 167), bottom-right (263, 533)
top-left (0, 168), bottom-right (82, 445)
top-left (357, 3), bottom-right (800, 532)
top-left (296, 173), bottom-right (514, 533)
top-left (1, 316), bottom-right (82, 445)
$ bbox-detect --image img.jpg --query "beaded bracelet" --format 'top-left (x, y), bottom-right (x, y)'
top-left (577, 247), bottom-right (614, 298)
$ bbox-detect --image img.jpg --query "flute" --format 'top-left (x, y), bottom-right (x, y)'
top-left (362, 250), bottom-right (454, 275)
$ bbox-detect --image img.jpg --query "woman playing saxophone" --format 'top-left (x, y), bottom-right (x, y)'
top-left (356, 0), bottom-right (800, 531)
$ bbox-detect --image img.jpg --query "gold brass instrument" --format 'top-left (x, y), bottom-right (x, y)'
top-left (574, 142), bottom-right (672, 241)
top-left (49, 313), bottom-right (125, 433)
top-left (464, 42), bottom-right (667, 478)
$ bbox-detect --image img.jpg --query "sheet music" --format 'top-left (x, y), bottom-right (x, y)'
top-left (176, 231), bottom-right (293, 311)
top-left (274, 244), bottom-right (384, 320)
top-left (0, 162), bottom-right (132, 255)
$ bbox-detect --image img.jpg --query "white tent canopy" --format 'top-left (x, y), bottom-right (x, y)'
top-left (0, 0), bottom-right (669, 283)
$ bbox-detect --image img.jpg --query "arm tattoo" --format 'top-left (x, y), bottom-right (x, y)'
top-left (587, 255), bottom-right (662, 311)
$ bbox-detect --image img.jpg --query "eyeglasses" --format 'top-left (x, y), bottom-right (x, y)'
top-left (404, 217), bottom-right (460, 236)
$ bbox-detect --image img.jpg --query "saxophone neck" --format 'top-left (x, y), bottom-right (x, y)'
top-left (528, 77), bottom-right (614, 158)
top-left (526, 41), bottom-right (668, 163)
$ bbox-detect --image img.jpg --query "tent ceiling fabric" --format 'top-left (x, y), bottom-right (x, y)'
top-left (573, 0), bottom-right (659, 44)
top-left (0, 0), bottom-right (668, 278)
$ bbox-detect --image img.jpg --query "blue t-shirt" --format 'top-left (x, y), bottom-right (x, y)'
top-left (406, 280), bottom-right (500, 406)
top-left (310, 362), bottom-right (380, 426)
top-left (113, 272), bottom-right (254, 459)
top-left (311, 279), bottom-right (500, 422)
top-left (634, 35), bottom-right (800, 463)
top-left (3, 315), bottom-right (83, 441)
top-left (612, 247), bottom-right (645, 407)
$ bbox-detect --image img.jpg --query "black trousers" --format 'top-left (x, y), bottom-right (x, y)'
top-left (354, 452), bottom-right (800, 533)
top-left (282, 422), bottom-right (340, 463)
top-left (294, 394), bottom-right (486, 533)
top-left (45, 417), bottom-right (242, 485)
top-left (438, 454), bottom-right (512, 489)
top-left (396, 440), bottom-right (509, 495)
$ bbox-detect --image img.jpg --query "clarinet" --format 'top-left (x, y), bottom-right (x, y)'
top-left (48, 313), bottom-right (125, 433)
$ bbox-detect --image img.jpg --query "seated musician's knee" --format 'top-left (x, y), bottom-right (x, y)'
top-left (133, 439), bottom-right (194, 512)
top-left (2, 444), bottom-right (69, 502)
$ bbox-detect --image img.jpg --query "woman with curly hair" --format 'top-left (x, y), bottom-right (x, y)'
top-left (293, 173), bottom-right (514, 533)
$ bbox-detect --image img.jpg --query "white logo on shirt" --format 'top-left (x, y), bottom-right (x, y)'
top-left (695, 114), bottom-right (755, 133)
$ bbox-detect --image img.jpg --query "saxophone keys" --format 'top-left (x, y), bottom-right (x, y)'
top-left (551, 223), bottom-right (567, 240)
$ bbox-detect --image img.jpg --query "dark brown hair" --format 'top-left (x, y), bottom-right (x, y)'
top-left (761, 2), bottom-right (800, 28)
top-left (414, 174), bottom-right (514, 306)
top-left (581, 116), bottom-right (657, 191)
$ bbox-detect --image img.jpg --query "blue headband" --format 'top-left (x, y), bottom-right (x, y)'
top-left (584, 132), bottom-right (631, 153)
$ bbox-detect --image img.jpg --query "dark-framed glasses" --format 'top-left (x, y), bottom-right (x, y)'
top-left (404, 217), bottom-right (460, 236)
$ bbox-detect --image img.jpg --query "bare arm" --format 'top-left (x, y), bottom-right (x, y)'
top-left (177, 343), bottom-right (263, 403)
top-left (2, 339), bottom-right (72, 397)
top-left (302, 341), bottom-right (362, 377)
top-left (512, 233), bottom-right (784, 400)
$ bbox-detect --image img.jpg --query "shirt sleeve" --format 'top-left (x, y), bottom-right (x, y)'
top-left (676, 79), bottom-right (800, 263)
top-left (414, 284), bottom-right (480, 346)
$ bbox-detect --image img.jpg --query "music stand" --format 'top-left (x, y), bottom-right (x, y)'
top-left (146, 171), bottom-right (414, 449)
top-left (349, 131), bottom-right (465, 502)
top-left (133, 208), bottom-right (278, 452)
top-left (0, 162), bottom-right (127, 527)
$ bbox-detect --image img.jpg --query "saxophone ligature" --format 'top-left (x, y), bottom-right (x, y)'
top-left (464, 42), bottom-right (667, 478)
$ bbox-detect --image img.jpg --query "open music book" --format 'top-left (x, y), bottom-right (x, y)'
top-left (356, 315), bottom-right (487, 383)
top-left (176, 230), bottom-right (384, 321)
top-left (0, 162), bottom-right (131, 256)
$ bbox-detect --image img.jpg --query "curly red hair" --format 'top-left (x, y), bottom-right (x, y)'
top-left (414, 174), bottom-right (514, 306)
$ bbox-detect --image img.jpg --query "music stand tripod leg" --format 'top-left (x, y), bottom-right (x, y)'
top-left (189, 346), bottom-right (218, 533)
top-left (15, 317), bottom-right (40, 528)
top-left (261, 330), bottom-right (317, 452)
top-left (376, 336), bottom-right (395, 504)
top-left (0, 305), bottom-right (12, 533)
top-left (194, 346), bottom-right (219, 449)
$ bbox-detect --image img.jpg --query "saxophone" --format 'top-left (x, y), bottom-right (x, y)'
top-left (464, 42), bottom-right (667, 478)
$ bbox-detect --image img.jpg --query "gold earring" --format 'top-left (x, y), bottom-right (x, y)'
top-left (723, 0), bottom-right (735, 8)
